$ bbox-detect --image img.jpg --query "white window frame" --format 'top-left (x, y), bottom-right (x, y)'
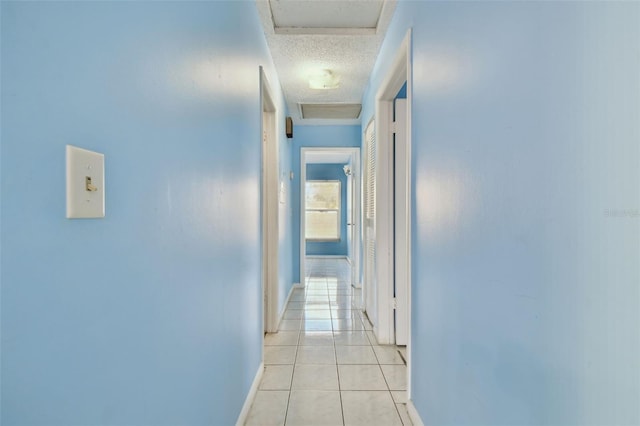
top-left (304, 180), bottom-right (341, 242)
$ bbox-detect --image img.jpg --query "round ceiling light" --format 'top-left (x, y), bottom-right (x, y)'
top-left (309, 69), bottom-right (340, 90)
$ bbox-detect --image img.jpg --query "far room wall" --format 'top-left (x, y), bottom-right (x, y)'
top-left (305, 163), bottom-right (348, 257)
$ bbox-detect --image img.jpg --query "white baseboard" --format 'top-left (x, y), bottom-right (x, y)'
top-left (235, 362), bottom-right (264, 426)
top-left (407, 400), bottom-right (425, 426)
top-left (276, 283), bottom-right (304, 328)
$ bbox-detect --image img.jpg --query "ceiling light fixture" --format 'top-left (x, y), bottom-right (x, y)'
top-left (309, 69), bottom-right (340, 90)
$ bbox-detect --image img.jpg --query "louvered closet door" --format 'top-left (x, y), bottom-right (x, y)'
top-left (363, 119), bottom-right (377, 326)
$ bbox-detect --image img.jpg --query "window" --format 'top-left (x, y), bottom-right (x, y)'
top-left (305, 180), bottom-right (341, 240)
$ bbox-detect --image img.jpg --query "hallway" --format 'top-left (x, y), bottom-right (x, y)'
top-left (245, 258), bottom-right (411, 426)
top-left (2, 1), bottom-right (638, 424)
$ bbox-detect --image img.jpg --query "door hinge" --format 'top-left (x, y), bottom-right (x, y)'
top-left (391, 298), bottom-right (397, 309)
top-left (391, 121), bottom-right (397, 133)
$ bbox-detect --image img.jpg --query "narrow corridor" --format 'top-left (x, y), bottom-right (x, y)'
top-left (245, 258), bottom-right (411, 426)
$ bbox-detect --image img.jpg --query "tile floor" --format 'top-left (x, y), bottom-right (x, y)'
top-left (245, 258), bottom-right (411, 426)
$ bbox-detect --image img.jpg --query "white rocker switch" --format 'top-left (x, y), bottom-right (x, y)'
top-left (66, 145), bottom-right (105, 218)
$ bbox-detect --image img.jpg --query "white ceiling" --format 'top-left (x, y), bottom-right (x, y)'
top-left (256, 0), bottom-right (397, 125)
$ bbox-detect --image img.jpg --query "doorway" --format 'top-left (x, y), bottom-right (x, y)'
top-left (372, 29), bottom-right (413, 396)
top-left (299, 148), bottom-right (361, 294)
top-left (260, 67), bottom-right (279, 334)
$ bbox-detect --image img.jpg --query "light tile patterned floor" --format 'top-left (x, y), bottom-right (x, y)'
top-left (245, 258), bottom-right (411, 426)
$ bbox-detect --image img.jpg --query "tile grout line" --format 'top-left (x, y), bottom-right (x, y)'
top-left (375, 343), bottom-right (407, 425)
top-left (375, 342), bottom-right (399, 420)
top-left (281, 326), bottom-right (299, 425)
top-left (394, 400), bottom-right (410, 426)
top-left (333, 315), bottom-right (346, 426)
top-left (283, 268), bottom-right (307, 426)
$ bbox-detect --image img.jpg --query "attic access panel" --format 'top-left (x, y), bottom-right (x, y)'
top-left (269, 0), bottom-right (384, 32)
top-left (300, 103), bottom-right (362, 120)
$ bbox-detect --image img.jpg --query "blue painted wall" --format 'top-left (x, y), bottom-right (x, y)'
top-left (363, 1), bottom-right (639, 424)
top-left (0, 2), bottom-right (291, 424)
top-left (305, 164), bottom-right (348, 256)
top-left (292, 125), bottom-right (360, 282)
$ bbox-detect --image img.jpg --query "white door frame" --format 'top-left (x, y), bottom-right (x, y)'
top-left (260, 67), bottom-right (279, 334)
top-left (394, 97), bottom-right (409, 346)
top-left (300, 147), bottom-right (361, 287)
top-left (373, 29), bottom-right (413, 396)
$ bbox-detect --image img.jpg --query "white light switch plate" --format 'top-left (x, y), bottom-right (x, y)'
top-left (66, 145), bottom-right (105, 218)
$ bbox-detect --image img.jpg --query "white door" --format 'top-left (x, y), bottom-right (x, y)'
top-left (348, 154), bottom-right (361, 294)
top-left (394, 98), bottom-right (409, 345)
top-left (262, 124), bottom-right (269, 330)
top-left (363, 119), bottom-right (377, 326)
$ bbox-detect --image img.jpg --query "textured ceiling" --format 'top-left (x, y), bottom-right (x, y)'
top-left (256, 0), bottom-right (396, 125)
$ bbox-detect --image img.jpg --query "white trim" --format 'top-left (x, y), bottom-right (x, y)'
top-left (235, 362), bottom-right (264, 426)
top-left (300, 148), bottom-right (361, 287)
top-left (407, 400), bottom-right (425, 426)
top-left (373, 28), bottom-right (413, 394)
top-left (305, 255), bottom-right (349, 260)
top-left (277, 282), bottom-right (304, 327)
top-left (300, 150), bottom-right (306, 286)
top-left (260, 67), bottom-right (279, 334)
top-left (406, 29), bottom-right (414, 401)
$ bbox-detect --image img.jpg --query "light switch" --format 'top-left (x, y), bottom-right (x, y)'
top-left (66, 145), bottom-right (105, 218)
